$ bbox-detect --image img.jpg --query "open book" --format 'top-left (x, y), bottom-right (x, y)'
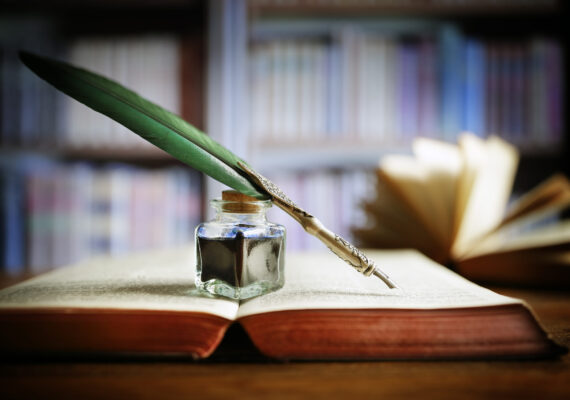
top-left (0, 246), bottom-right (563, 360)
top-left (354, 134), bottom-right (570, 288)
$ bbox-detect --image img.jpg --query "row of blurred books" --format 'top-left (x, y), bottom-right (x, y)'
top-left (249, 25), bottom-right (563, 148)
top-left (2, 20), bottom-right (563, 152)
top-left (0, 158), bottom-right (373, 273)
top-left (1, 28), bottom-right (181, 149)
top-left (1, 157), bottom-right (201, 274)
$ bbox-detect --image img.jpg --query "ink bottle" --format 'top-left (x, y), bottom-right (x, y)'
top-left (195, 190), bottom-right (286, 299)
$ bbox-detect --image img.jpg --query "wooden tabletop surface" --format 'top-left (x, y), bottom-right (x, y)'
top-left (0, 286), bottom-right (569, 400)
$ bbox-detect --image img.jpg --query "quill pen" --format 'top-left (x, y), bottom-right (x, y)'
top-left (20, 51), bottom-right (397, 289)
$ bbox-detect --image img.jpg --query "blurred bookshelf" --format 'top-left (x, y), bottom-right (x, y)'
top-left (207, 0), bottom-right (567, 251)
top-left (0, 0), bottom-right (207, 274)
top-left (0, 0), bottom-right (567, 273)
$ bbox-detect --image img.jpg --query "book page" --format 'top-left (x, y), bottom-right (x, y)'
top-left (379, 152), bottom-right (458, 251)
top-left (356, 175), bottom-right (447, 262)
top-left (462, 219), bottom-right (570, 259)
top-left (237, 249), bottom-right (519, 318)
top-left (501, 174), bottom-right (570, 226)
top-left (452, 135), bottom-right (519, 258)
top-left (0, 246), bottom-right (239, 321)
top-left (412, 137), bottom-right (463, 247)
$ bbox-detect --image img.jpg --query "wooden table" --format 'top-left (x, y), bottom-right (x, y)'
top-left (1, 286), bottom-right (569, 400)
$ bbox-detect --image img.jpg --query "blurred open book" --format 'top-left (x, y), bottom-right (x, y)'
top-left (354, 133), bottom-right (570, 288)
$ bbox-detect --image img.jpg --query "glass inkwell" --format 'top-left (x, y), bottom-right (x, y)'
top-left (195, 190), bottom-right (286, 299)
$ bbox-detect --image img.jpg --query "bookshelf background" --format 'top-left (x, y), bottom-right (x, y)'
top-left (1, 0), bottom-right (567, 273)
top-left (0, 0), bottom-right (206, 273)
top-left (239, 0), bottom-right (568, 251)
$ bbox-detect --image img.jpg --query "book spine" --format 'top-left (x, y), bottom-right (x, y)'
top-left (499, 43), bottom-right (513, 142)
top-left (356, 32), bottom-right (368, 141)
top-left (250, 42), bottom-right (268, 142)
top-left (511, 45), bottom-right (525, 144)
top-left (326, 36), bottom-right (342, 137)
top-left (369, 37), bottom-right (386, 142)
top-left (108, 166), bottom-right (132, 255)
top-left (1, 47), bottom-right (21, 145)
top-left (89, 168), bottom-right (113, 255)
top-left (269, 41), bottom-right (283, 142)
top-left (282, 40), bottom-right (296, 141)
top-left (1, 169), bottom-right (25, 273)
top-left (295, 42), bottom-right (308, 141)
top-left (27, 170), bottom-right (56, 272)
top-left (313, 43), bottom-right (327, 143)
top-left (485, 43), bottom-right (499, 137)
top-left (439, 24), bottom-right (464, 142)
top-left (68, 164), bottom-right (92, 264)
top-left (418, 38), bottom-right (438, 138)
top-left (463, 39), bottom-right (485, 137)
top-left (129, 169), bottom-right (148, 252)
top-left (340, 27), bottom-right (358, 139)
top-left (545, 40), bottom-right (563, 144)
top-left (399, 39), bottom-right (420, 142)
top-left (384, 38), bottom-right (399, 145)
top-left (51, 168), bottom-right (68, 268)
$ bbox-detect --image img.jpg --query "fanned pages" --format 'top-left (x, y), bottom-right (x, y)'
top-left (452, 135), bottom-right (519, 257)
top-left (378, 138), bottom-right (463, 257)
top-left (501, 174), bottom-right (570, 226)
top-left (19, 51), bottom-right (267, 199)
top-left (354, 133), bottom-right (570, 288)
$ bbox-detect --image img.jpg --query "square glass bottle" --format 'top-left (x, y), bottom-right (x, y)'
top-left (195, 190), bottom-right (286, 299)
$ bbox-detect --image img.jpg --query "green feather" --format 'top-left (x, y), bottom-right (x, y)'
top-left (19, 51), bottom-right (268, 199)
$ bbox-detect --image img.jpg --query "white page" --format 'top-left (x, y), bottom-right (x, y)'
top-left (0, 246), bottom-right (239, 321)
top-left (237, 249), bottom-right (519, 318)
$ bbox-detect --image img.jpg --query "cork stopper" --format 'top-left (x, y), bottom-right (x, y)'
top-left (220, 190), bottom-right (267, 213)
top-left (222, 190), bottom-right (259, 202)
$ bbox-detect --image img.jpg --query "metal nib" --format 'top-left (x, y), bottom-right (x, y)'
top-left (372, 268), bottom-right (399, 289)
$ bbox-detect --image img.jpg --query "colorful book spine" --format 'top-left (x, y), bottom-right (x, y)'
top-left (463, 39), bottom-right (485, 137)
top-left (0, 170), bottom-right (25, 273)
top-left (439, 24), bottom-right (464, 141)
top-left (418, 38), bottom-right (439, 138)
top-left (399, 39), bottom-right (420, 141)
top-left (511, 45), bottom-right (525, 143)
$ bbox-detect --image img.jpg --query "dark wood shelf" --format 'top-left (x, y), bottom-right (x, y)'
top-left (1, 0), bottom-right (206, 36)
top-left (0, 145), bottom-right (187, 164)
top-left (248, 0), bottom-right (561, 18)
top-left (1, 0), bottom-right (203, 12)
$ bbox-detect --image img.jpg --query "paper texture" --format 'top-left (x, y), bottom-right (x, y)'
top-left (0, 247), bottom-right (519, 321)
top-left (0, 246), bottom-right (239, 321)
top-left (237, 249), bottom-right (519, 318)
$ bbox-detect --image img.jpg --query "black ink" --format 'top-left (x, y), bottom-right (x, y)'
top-left (197, 234), bottom-right (284, 288)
